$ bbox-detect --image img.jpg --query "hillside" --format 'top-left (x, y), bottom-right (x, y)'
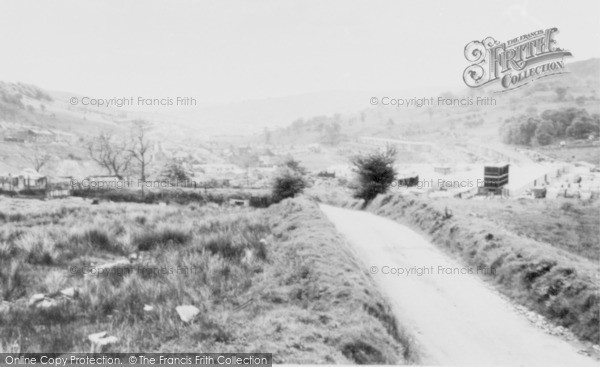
top-left (1, 58), bottom-right (598, 177)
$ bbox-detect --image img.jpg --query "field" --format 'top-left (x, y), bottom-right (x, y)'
top-left (0, 197), bottom-right (415, 364)
top-left (431, 198), bottom-right (600, 260)
top-left (539, 145), bottom-right (600, 166)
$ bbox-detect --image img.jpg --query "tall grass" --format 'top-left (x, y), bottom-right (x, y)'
top-left (0, 197), bottom-right (416, 363)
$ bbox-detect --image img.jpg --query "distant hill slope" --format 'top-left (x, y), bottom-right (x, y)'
top-left (0, 57), bottom-right (598, 150)
top-left (567, 58), bottom-right (600, 82)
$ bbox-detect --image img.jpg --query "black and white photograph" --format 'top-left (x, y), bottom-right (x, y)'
top-left (0, 1), bottom-right (599, 366)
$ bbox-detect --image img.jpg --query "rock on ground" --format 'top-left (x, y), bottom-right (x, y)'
top-left (176, 305), bottom-right (200, 322)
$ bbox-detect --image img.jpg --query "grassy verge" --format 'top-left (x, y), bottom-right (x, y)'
top-left (0, 197), bottom-right (415, 363)
top-left (261, 198), bottom-right (417, 363)
top-left (425, 198), bottom-right (600, 260)
top-left (365, 192), bottom-right (599, 343)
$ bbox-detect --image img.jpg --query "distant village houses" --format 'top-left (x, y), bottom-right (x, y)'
top-left (1, 126), bottom-right (76, 144)
top-left (0, 168), bottom-right (47, 191)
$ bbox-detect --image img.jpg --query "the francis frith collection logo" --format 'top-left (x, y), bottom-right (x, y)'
top-left (463, 28), bottom-right (572, 92)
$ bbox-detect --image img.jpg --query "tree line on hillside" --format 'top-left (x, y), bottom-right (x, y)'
top-left (501, 107), bottom-right (600, 146)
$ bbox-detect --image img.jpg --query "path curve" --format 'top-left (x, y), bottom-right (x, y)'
top-left (320, 204), bottom-right (596, 367)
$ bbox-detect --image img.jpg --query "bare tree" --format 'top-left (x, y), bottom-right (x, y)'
top-left (87, 133), bottom-right (132, 178)
top-left (128, 121), bottom-right (153, 190)
top-left (28, 148), bottom-right (52, 172)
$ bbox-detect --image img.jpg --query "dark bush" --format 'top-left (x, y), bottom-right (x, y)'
top-left (272, 172), bottom-right (307, 203)
top-left (351, 147), bottom-right (397, 202)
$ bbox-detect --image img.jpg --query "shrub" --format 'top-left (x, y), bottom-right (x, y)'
top-left (351, 147), bottom-right (397, 202)
top-left (271, 172), bottom-right (307, 203)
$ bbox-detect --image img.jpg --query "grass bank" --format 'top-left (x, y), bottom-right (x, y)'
top-left (365, 193), bottom-right (599, 343)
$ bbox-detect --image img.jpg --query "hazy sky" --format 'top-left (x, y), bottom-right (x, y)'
top-left (0, 0), bottom-right (598, 104)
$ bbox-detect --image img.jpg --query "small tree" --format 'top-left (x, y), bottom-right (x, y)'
top-left (351, 146), bottom-right (397, 202)
top-left (128, 121), bottom-right (153, 183)
top-left (272, 171), bottom-right (307, 203)
top-left (87, 133), bottom-right (132, 178)
top-left (160, 160), bottom-right (190, 182)
top-left (28, 148), bottom-right (52, 173)
top-left (128, 121), bottom-right (153, 197)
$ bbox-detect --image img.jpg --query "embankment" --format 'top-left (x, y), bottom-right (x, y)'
top-left (364, 193), bottom-right (599, 343)
top-left (262, 198), bottom-right (418, 363)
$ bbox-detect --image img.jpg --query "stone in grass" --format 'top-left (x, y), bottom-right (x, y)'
top-left (143, 304), bottom-right (154, 312)
top-left (38, 299), bottom-right (59, 309)
top-left (61, 287), bottom-right (78, 298)
top-left (176, 305), bottom-right (200, 323)
top-left (88, 331), bottom-right (118, 353)
top-left (28, 293), bottom-right (46, 306)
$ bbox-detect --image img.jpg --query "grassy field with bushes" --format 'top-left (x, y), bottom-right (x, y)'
top-left (0, 196), bottom-right (415, 364)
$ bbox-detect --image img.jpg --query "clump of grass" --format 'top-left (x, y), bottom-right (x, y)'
top-left (43, 270), bottom-right (68, 294)
top-left (83, 228), bottom-right (110, 247)
top-left (80, 228), bottom-right (115, 251)
top-left (0, 259), bottom-right (25, 300)
top-left (15, 232), bottom-right (57, 265)
top-left (8, 213), bottom-right (25, 222)
top-left (204, 234), bottom-right (244, 260)
top-left (0, 242), bottom-right (17, 259)
top-left (64, 227), bottom-right (123, 256)
top-left (203, 230), bottom-right (269, 263)
top-left (135, 215), bottom-right (147, 225)
top-left (0, 212), bottom-right (25, 222)
top-left (134, 227), bottom-right (190, 251)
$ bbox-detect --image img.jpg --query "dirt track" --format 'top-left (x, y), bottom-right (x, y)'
top-left (320, 204), bottom-right (597, 366)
